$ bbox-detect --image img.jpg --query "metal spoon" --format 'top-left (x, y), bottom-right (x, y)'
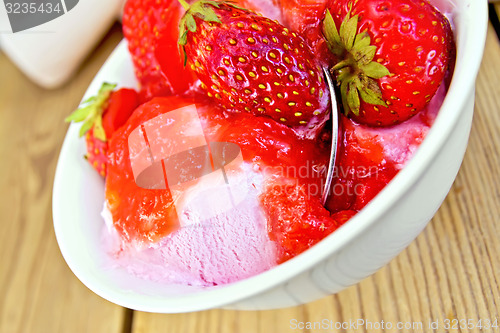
top-left (320, 67), bottom-right (340, 206)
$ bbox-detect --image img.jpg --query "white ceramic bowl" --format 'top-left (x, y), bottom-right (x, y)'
top-left (53, 0), bottom-right (487, 312)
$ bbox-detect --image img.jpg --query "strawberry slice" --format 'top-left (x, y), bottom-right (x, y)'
top-left (261, 178), bottom-right (357, 263)
top-left (106, 96), bottom-right (195, 243)
top-left (66, 83), bottom-right (139, 176)
top-left (102, 88), bottom-right (141, 136)
top-left (122, 0), bottom-right (198, 101)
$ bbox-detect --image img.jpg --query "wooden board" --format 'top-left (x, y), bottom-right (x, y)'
top-left (0, 24), bottom-right (127, 333)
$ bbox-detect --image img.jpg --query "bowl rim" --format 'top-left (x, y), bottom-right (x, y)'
top-left (53, 0), bottom-right (488, 313)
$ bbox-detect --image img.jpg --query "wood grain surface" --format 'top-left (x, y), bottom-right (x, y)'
top-left (0, 19), bottom-right (499, 333)
top-left (0, 24), bottom-right (127, 333)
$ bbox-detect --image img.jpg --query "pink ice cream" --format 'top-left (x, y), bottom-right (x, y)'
top-left (102, 165), bottom-right (277, 286)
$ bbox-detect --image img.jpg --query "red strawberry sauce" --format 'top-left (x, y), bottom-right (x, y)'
top-left (112, 0), bottom-right (451, 264)
top-left (106, 82), bottom-right (443, 261)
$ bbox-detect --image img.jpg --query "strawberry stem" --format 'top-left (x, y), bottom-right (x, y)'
top-left (331, 59), bottom-right (352, 72)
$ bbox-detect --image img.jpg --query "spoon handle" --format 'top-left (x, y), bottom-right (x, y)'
top-left (321, 67), bottom-right (340, 206)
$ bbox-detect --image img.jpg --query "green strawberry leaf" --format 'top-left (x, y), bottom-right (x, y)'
top-left (92, 114), bottom-right (106, 141)
top-left (81, 95), bottom-right (96, 104)
top-left (323, 10), bottom-right (343, 57)
top-left (189, 1), bottom-right (221, 23)
top-left (204, 0), bottom-right (221, 8)
top-left (65, 104), bottom-right (93, 122)
top-left (66, 82), bottom-right (116, 140)
top-left (340, 13), bottom-right (358, 52)
top-left (186, 14), bottom-right (197, 32)
top-left (361, 62), bottom-right (391, 79)
top-left (178, 28), bottom-right (188, 46)
top-left (178, 0), bottom-right (190, 10)
top-left (353, 31), bottom-right (371, 50)
top-left (79, 117), bottom-right (95, 138)
top-left (100, 82), bottom-right (116, 93)
top-left (353, 45), bottom-right (376, 66)
top-left (225, 1), bottom-right (247, 11)
top-left (199, 6), bottom-right (221, 23)
top-left (340, 80), bottom-right (350, 116)
top-left (347, 80), bottom-right (360, 115)
top-left (358, 78), bottom-right (387, 106)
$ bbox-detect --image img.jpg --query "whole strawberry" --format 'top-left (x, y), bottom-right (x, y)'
top-left (323, 0), bottom-right (454, 126)
top-left (66, 83), bottom-right (139, 176)
top-left (178, 0), bottom-right (330, 138)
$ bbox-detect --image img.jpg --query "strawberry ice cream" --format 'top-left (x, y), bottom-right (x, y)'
top-left (102, 166), bottom-right (277, 286)
top-left (64, 0), bottom-right (456, 287)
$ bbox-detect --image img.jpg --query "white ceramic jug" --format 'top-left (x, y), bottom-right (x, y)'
top-left (0, 0), bottom-right (124, 88)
